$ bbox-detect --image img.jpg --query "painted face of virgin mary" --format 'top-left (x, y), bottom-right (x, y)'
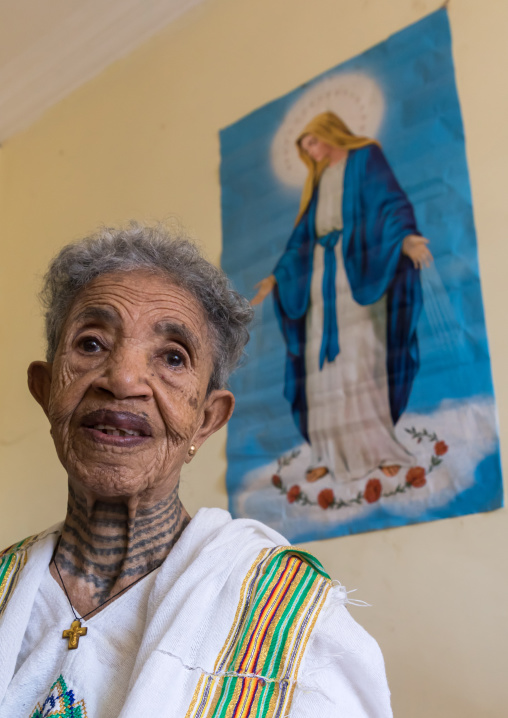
top-left (299, 133), bottom-right (334, 163)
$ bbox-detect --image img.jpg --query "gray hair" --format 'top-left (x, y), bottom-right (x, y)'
top-left (40, 222), bottom-right (254, 391)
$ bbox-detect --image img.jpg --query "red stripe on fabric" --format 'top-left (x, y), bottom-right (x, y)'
top-left (231, 676), bottom-right (261, 718)
top-left (249, 560), bottom-right (302, 672)
top-left (238, 557), bottom-right (301, 673)
top-left (237, 557), bottom-right (295, 672)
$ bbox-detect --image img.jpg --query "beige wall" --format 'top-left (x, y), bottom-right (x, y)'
top-left (1, 0), bottom-right (507, 714)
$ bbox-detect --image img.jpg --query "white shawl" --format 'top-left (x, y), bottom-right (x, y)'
top-left (0, 508), bottom-right (392, 717)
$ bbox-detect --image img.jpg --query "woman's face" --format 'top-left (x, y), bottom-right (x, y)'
top-left (28, 270), bottom-right (234, 507)
top-left (300, 134), bottom-right (334, 162)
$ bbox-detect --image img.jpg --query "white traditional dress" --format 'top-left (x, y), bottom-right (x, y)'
top-left (0, 508), bottom-right (392, 717)
top-left (305, 160), bottom-right (414, 481)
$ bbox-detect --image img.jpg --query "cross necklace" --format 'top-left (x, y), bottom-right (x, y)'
top-left (52, 555), bottom-right (160, 649)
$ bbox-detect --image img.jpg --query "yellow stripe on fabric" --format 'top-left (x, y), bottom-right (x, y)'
top-left (236, 556), bottom-right (301, 675)
top-left (0, 551), bottom-right (28, 616)
top-left (219, 558), bottom-right (322, 718)
top-left (0, 535), bottom-right (34, 559)
top-left (0, 555), bottom-right (17, 602)
top-left (184, 548), bottom-right (275, 718)
top-left (262, 568), bottom-right (314, 676)
top-left (200, 550), bottom-right (283, 718)
top-left (185, 674), bottom-right (208, 718)
top-left (215, 548), bottom-right (273, 673)
top-left (254, 569), bottom-right (315, 717)
top-left (235, 557), bottom-right (324, 717)
top-left (185, 547), bottom-right (331, 718)
top-left (224, 565), bottom-right (316, 718)
top-left (187, 549), bottom-right (280, 718)
top-left (0, 530), bottom-right (58, 617)
top-left (254, 563), bottom-right (312, 678)
top-left (225, 551), bottom-right (287, 673)
top-left (228, 553), bottom-right (300, 674)
top-left (255, 569), bottom-right (324, 718)
top-left (278, 578), bottom-right (331, 715)
top-left (233, 677), bottom-right (259, 718)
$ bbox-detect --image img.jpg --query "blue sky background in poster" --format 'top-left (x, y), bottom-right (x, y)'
top-left (219, 9), bottom-right (503, 542)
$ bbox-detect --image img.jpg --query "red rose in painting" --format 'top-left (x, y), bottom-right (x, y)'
top-left (364, 478), bottom-right (382, 504)
top-left (434, 441), bottom-right (448, 456)
top-left (406, 466), bottom-right (426, 488)
top-left (287, 485), bottom-right (301, 503)
top-left (272, 474), bottom-right (282, 488)
top-left (317, 488), bottom-right (335, 509)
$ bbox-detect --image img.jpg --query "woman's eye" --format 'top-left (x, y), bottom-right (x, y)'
top-left (164, 351), bottom-right (185, 368)
top-left (80, 337), bottom-right (102, 353)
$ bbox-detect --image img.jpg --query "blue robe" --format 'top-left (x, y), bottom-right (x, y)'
top-left (273, 144), bottom-right (423, 443)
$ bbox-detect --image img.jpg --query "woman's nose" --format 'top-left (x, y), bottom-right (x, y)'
top-left (92, 346), bottom-right (153, 400)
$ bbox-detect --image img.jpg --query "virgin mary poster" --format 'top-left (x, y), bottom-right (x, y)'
top-left (219, 9), bottom-right (503, 542)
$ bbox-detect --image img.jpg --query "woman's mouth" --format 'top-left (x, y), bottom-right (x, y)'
top-left (91, 424), bottom-right (143, 437)
top-left (80, 409), bottom-right (153, 447)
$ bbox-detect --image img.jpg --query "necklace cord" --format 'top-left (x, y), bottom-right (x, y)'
top-left (52, 554), bottom-right (160, 622)
top-left (53, 556), bottom-right (79, 621)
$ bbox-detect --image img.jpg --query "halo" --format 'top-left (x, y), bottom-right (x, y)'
top-left (271, 72), bottom-right (385, 187)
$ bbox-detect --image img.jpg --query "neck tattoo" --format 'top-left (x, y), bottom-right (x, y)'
top-left (53, 485), bottom-right (190, 649)
top-left (53, 552), bottom-right (160, 649)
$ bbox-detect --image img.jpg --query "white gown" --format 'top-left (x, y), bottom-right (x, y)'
top-left (0, 510), bottom-right (393, 718)
top-left (305, 160), bottom-right (413, 482)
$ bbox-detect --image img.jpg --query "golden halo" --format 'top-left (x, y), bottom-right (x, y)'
top-left (271, 72), bottom-right (385, 187)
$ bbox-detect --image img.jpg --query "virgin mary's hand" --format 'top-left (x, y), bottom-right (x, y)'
top-left (402, 235), bottom-right (433, 269)
top-left (251, 275), bottom-right (277, 306)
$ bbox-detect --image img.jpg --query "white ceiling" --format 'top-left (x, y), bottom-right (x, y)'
top-left (0, 0), bottom-right (206, 143)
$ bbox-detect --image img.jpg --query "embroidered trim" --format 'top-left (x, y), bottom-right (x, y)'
top-left (185, 547), bottom-right (331, 718)
top-left (30, 674), bottom-right (88, 718)
top-left (0, 527), bottom-right (59, 617)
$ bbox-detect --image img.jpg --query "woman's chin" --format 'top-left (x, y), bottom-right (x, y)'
top-left (68, 467), bottom-right (153, 502)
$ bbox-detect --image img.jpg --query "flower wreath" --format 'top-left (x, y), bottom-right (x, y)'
top-left (271, 427), bottom-right (449, 510)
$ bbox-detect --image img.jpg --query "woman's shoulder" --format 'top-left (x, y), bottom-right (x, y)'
top-left (186, 508), bottom-right (330, 576)
top-left (0, 525), bottom-right (61, 616)
top-left (0, 525), bottom-right (60, 561)
top-left (187, 507), bottom-right (291, 553)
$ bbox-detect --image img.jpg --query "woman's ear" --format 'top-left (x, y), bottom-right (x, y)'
top-left (185, 389), bottom-right (235, 462)
top-left (27, 361), bottom-right (53, 418)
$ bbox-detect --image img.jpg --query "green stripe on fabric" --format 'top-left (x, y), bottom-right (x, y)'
top-left (289, 550), bottom-right (329, 579)
top-left (246, 552), bottom-right (289, 623)
top-left (227, 552), bottom-right (289, 670)
top-left (212, 558), bottom-right (315, 717)
top-left (254, 681), bottom-right (276, 718)
top-left (0, 534), bottom-right (41, 616)
top-left (234, 555), bottom-right (297, 671)
top-left (0, 555), bottom-right (20, 616)
top-left (211, 555), bottom-right (297, 716)
top-left (0, 554), bottom-right (19, 587)
top-left (201, 549), bottom-right (329, 718)
top-left (259, 566), bottom-right (314, 678)
top-left (1, 538), bottom-right (29, 557)
top-left (254, 568), bottom-right (315, 718)
top-left (212, 675), bottom-right (235, 718)
top-left (258, 563), bottom-right (312, 678)
top-left (0, 554), bottom-right (14, 584)
top-left (226, 552), bottom-right (318, 680)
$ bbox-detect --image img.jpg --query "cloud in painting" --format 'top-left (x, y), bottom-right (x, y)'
top-left (236, 396), bottom-right (498, 541)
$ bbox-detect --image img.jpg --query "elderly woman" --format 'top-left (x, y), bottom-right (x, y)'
top-left (0, 224), bottom-right (392, 717)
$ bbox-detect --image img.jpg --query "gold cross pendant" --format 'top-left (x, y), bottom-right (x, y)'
top-left (62, 619), bottom-right (87, 649)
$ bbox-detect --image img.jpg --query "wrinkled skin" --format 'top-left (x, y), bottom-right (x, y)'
top-left (28, 270), bottom-right (234, 616)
